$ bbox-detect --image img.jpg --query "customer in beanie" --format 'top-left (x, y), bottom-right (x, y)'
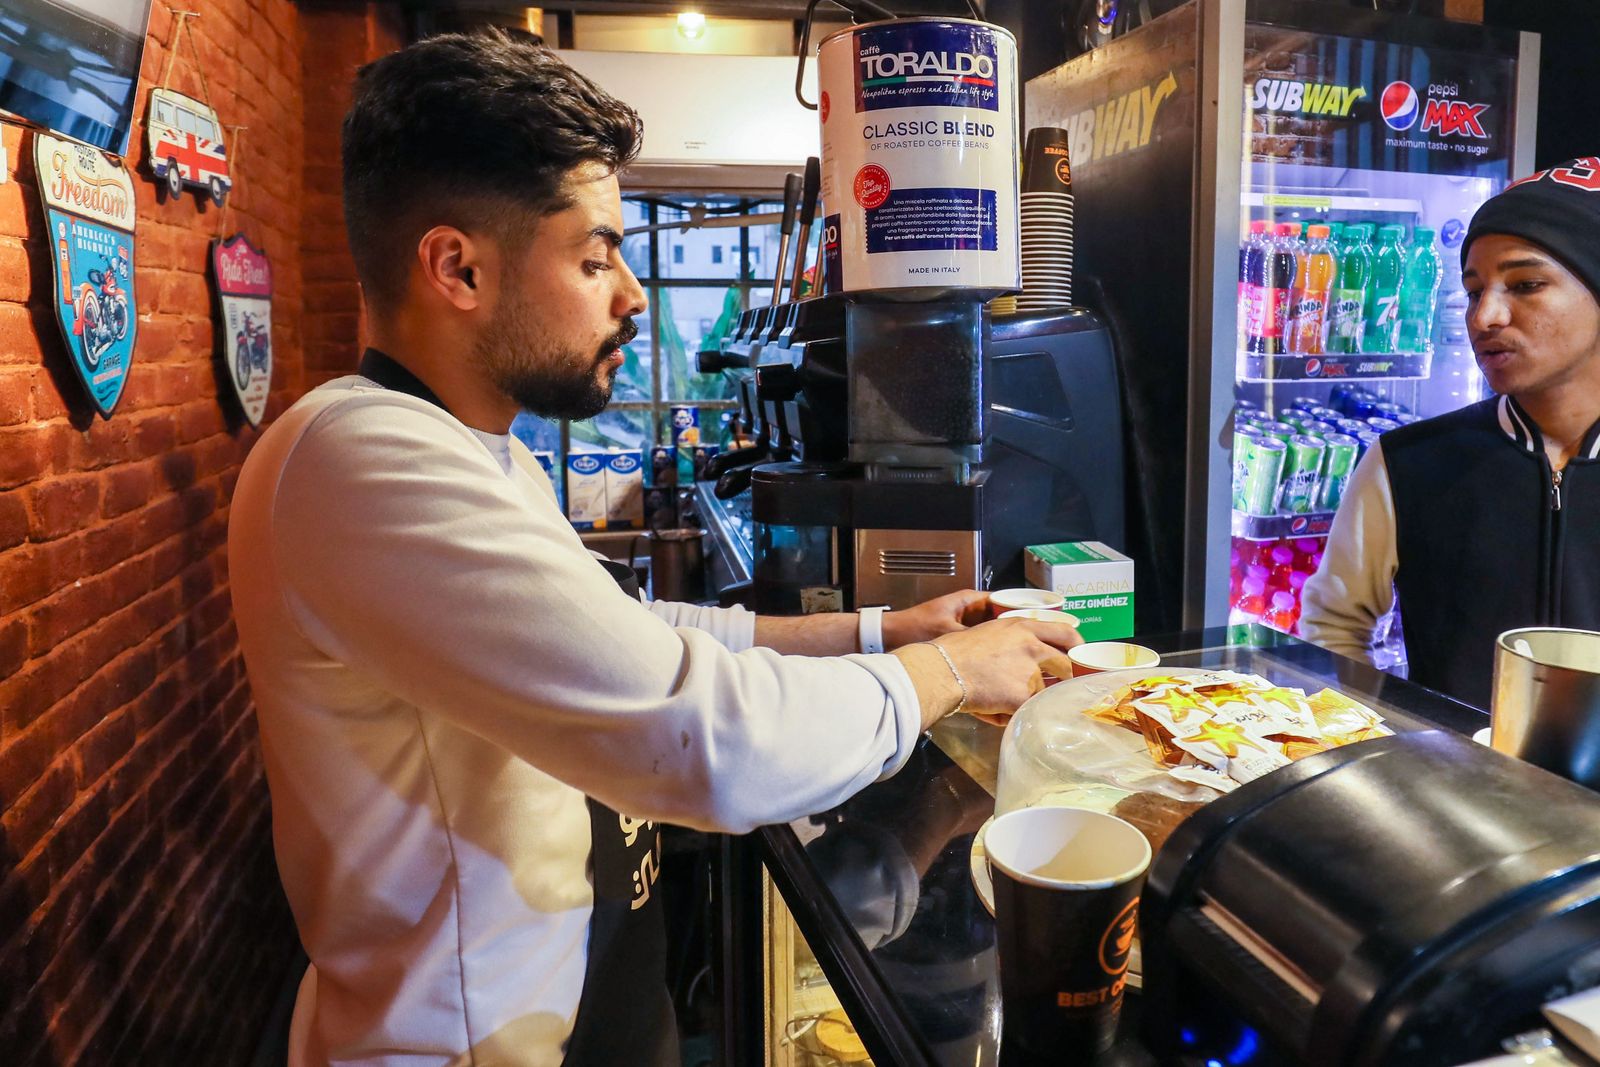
top-left (1302, 160), bottom-right (1600, 708)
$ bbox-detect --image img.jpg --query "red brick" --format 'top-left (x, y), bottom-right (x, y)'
top-left (0, 489), bottom-right (26, 550)
top-left (99, 464), bottom-right (153, 519)
top-left (0, 427), bottom-right (52, 490)
top-left (25, 475), bottom-right (100, 541)
top-left (0, 369), bottom-right (30, 424)
top-left (0, 614), bottom-right (26, 677)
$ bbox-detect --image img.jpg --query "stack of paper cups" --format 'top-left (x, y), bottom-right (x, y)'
top-left (1017, 127), bottom-right (1074, 312)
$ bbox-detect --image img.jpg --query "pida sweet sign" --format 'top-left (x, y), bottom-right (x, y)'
top-left (35, 133), bottom-right (138, 418)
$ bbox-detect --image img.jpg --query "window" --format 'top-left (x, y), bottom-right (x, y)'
top-left (155, 101), bottom-right (174, 126)
top-left (196, 116), bottom-right (217, 141)
top-left (517, 195), bottom-right (799, 501)
top-left (176, 108), bottom-right (197, 135)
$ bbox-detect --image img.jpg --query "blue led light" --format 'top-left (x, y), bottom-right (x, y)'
top-left (1207, 1059), bottom-right (1225, 1067)
top-left (1180, 1028), bottom-right (1199, 1046)
top-left (1228, 1027), bottom-right (1261, 1063)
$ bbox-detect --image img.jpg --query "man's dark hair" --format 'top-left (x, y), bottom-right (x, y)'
top-left (341, 30), bottom-right (642, 309)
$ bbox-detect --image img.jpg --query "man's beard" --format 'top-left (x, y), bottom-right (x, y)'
top-left (475, 292), bottom-right (638, 421)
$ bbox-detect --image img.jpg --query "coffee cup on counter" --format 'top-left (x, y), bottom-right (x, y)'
top-left (999, 609), bottom-right (1082, 685)
top-left (986, 806), bottom-right (1150, 1058)
top-left (1067, 642), bottom-right (1160, 677)
top-left (988, 588), bottom-right (1066, 620)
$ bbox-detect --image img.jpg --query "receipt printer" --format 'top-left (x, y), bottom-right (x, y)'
top-left (1140, 730), bottom-right (1600, 1066)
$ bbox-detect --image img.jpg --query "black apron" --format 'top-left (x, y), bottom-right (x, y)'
top-left (356, 350), bottom-right (678, 1067)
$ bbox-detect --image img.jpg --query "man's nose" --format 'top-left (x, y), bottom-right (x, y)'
top-left (1469, 288), bottom-right (1511, 332)
top-left (616, 258), bottom-right (648, 319)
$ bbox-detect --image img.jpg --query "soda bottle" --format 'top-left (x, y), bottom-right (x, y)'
top-left (1396, 228), bottom-right (1442, 354)
top-left (1288, 224), bottom-right (1336, 354)
top-left (1267, 542), bottom-right (1296, 589)
top-left (1326, 224), bottom-right (1372, 354)
top-left (1362, 225), bottom-right (1407, 353)
top-left (1325, 221), bottom-right (1344, 260)
top-left (1247, 223), bottom-right (1299, 355)
top-left (1238, 219), bottom-right (1270, 349)
top-left (1232, 573), bottom-right (1269, 621)
top-left (1266, 590), bottom-right (1299, 633)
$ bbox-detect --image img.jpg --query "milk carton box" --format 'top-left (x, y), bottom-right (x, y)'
top-left (566, 452), bottom-right (608, 530)
top-left (605, 450), bottom-right (644, 529)
top-left (1024, 541), bottom-right (1135, 642)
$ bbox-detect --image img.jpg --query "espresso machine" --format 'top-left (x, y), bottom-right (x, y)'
top-left (698, 289), bottom-right (1125, 613)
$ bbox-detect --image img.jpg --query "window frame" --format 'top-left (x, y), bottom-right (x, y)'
top-left (552, 194), bottom-right (786, 461)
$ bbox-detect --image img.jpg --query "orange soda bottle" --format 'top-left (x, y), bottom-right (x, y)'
top-left (1288, 224), bottom-right (1336, 355)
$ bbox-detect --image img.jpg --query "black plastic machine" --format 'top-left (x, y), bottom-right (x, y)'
top-left (700, 293), bottom-right (1125, 613)
top-left (1141, 729), bottom-right (1600, 1067)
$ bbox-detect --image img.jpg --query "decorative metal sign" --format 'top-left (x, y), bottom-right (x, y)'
top-left (35, 133), bottom-right (138, 418)
top-left (211, 234), bottom-right (273, 427)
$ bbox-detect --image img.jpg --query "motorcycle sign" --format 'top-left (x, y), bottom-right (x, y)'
top-left (211, 233), bottom-right (272, 426)
top-left (35, 133), bottom-right (138, 418)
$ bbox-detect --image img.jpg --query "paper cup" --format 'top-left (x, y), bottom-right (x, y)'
top-left (1068, 642), bottom-right (1160, 677)
top-left (989, 588), bottom-right (1066, 618)
top-left (987, 807), bottom-right (1149, 1058)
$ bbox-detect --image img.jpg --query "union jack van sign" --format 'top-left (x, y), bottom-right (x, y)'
top-left (146, 88), bottom-right (231, 206)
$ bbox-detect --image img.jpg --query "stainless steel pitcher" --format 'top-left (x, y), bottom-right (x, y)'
top-left (1491, 627), bottom-right (1600, 789)
top-left (649, 528), bottom-right (706, 603)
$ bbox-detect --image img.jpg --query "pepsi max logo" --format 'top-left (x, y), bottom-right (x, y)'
top-left (571, 456), bottom-right (602, 474)
top-left (1380, 81), bottom-right (1419, 131)
top-left (1291, 517), bottom-right (1309, 534)
top-left (1305, 358), bottom-right (1323, 378)
top-left (609, 454), bottom-right (639, 472)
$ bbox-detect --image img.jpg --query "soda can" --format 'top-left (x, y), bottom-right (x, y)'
top-left (1240, 412), bottom-right (1273, 429)
top-left (670, 405), bottom-right (700, 446)
top-left (650, 445), bottom-right (677, 487)
top-left (1373, 401), bottom-right (1406, 418)
top-left (1236, 434), bottom-right (1287, 516)
top-left (1308, 405), bottom-right (1342, 422)
top-left (692, 444), bottom-right (720, 482)
top-left (1277, 406), bottom-right (1314, 427)
top-left (1318, 433), bottom-right (1361, 510)
top-left (1366, 416), bottom-right (1401, 434)
top-left (1393, 412), bottom-right (1421, 426)
top-left (1305, 420), bottom-right (1340, 438)
top-left (1335, 418), bottom-right (1369, 437)
top-left (1235, 398), bottom-right (1262, 413)
top-left (1280, 434), bottom-right (1327, 514)
top-left (1355, 430), bottom-right (1381, 456)
top-left (1348, 395), bottom-right (1380, 420)
top-left (1330, 385), bottom-right (1359, 414)
top-left (1256, 420), bottom-right (1296, 446)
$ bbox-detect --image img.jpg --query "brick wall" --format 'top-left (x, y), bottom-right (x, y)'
top-left (0, 2), bottom-right (398, 1062)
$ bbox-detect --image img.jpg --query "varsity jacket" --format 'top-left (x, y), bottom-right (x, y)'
top-left (1300, 395), bottom-right (1600, 709)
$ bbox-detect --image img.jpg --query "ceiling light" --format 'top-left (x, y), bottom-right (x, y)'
top-left (677, 11), bottom-right (706, 40)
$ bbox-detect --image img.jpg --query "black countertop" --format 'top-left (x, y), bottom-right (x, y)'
top-left (755, 627), bottom-right (1487, 1067)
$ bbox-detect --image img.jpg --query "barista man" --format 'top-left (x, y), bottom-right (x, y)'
top-left (1301, 160), bottom-right (1600, 708)
top-left (228, 31), bottom-right (1080, 1067)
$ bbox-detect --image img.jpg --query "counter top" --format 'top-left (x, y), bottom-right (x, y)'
top-left (755, 627), bottom-right (1486, 1066)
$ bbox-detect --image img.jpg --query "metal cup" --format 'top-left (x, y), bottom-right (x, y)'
top-left (648, 528), bottom-right (706, 602)
top-left (1491, 627), bottom-right (1600, 788)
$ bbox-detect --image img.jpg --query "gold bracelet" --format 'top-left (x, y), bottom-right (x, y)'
top-left (927, 641), bottom-right (968, 716)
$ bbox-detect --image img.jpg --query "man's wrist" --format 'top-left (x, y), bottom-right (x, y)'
top-left (858, 605), bottom-right (888, 654)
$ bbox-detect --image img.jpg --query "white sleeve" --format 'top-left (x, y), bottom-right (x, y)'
top-left (647, 600), bottom-right (756, 652)
top-left (1299, 443), bottom-right (1398, 664)
top-left (270, 400), bottom-right (922, 834)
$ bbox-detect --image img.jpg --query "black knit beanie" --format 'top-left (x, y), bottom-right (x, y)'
top-left (1462, 158), bottom-right (1600, 300)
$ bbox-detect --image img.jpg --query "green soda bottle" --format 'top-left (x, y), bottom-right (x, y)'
top-left (1396, 228), bottom-right (1442, 354)
top-left (1362, 225), bottom-right (1407, 353)
top-left (1327, 223), bottom-right (1372, 354)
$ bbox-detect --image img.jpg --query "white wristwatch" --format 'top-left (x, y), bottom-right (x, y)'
top-left (858, 605), bottom-right (888, 655)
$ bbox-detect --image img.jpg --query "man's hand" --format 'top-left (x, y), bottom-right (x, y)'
top-left (892, 616), bottom-right (1083, 732)
top-left (881, 589), bottom-right (990, 648)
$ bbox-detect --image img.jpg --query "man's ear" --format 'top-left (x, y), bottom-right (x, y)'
top-left (416, 226), bottom-right (485, 311)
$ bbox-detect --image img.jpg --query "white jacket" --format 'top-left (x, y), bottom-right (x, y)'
top-left (228, 376), bottom-right (923, 1066)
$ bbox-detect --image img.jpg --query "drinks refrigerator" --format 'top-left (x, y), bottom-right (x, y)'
top-left (1023, 0), bottom-right (1537, 646)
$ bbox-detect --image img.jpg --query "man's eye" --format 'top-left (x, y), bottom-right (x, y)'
top-left (584, 261), bottom-right (611, 275)
top-left (1464, 289), bottom-right (1481, 302)
top-left (1513, 279), bottom-right (1544, 293)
